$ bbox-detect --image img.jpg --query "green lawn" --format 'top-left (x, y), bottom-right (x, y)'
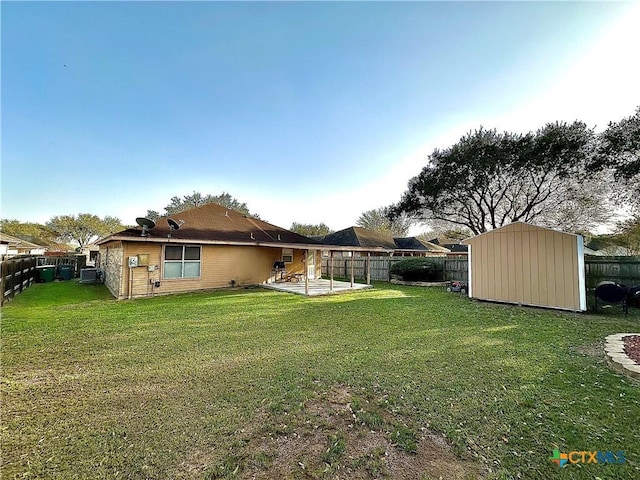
top-left (1, 281), bottom-right (639, 479)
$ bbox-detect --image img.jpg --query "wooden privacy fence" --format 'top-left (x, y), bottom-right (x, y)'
top-left (584, 256), bottom-right (640, 290)
top-left (0, 254), bottom-right (86, 306)
top-left (36, 255), bottom-right (86, 273)
top-left (1, 256), bottom-right (37, 306)
top-left (321, 255), bottom-right (640, 290)
top-left (320, 255), bottom-right (469, 282)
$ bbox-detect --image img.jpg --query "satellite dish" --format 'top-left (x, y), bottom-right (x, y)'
top-left (136, 217), bottom-right (156, 237)
top-left (167, 218), bottom-right (181, 231)
top-left (167, 219), bottom-right (184, 239)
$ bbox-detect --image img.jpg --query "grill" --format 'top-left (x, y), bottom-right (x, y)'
top-left (594, 281), bottom-right (640, 314)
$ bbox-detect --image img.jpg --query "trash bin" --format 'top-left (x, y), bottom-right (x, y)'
top-left (57, 265), bottom-right (74, 281)
top-left (36, 265), bottom-right (56, 283)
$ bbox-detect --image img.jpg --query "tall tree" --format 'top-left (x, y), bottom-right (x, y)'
top-left (146, 191), bottom-right (260, 220)
top-left (589, 106), bottom-right (640, 211)
top-left (289, 222), bottom-right (333, 237)
top-left (611, 215), bottom-right (640, 255)
top-left (357, 207), bottom-right (412, 236)
top-left (416, 227), bottom-right (470, 244)
top-left (47, 214), bottom-right (124, 248)
top-left (391, 122), bottom-right (611, 235)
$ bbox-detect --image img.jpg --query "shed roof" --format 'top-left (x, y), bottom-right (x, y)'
top-left (461, 221), bottom-right (579, 244)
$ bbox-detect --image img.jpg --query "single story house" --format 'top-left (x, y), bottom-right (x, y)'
top-left (79, 242), bottom-right (101, 266)
top-left (393, 236), bottom-right (451, 255)
top-left (0, 233), bottom-right (47, 257)
top-left (461, 222), bottom-right (586, 311)
top-left (96, 203), bottom-right (328, 299)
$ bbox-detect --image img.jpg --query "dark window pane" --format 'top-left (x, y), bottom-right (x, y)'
top-left (165, 246), bottom-right (183, 260)
top-left (185, 246), bottom-right (200, 260)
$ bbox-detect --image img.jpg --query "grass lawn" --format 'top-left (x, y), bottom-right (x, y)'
top-left (1, 281), bottom-right (639, 479)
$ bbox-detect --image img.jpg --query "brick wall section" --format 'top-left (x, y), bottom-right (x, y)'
top-left (101, 242), bottom-right (124, 298)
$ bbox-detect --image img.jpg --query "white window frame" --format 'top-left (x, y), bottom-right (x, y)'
top-left (282, 248), bottom-right (293, 263)
top-left (163, 245), bottom-right (202, 279)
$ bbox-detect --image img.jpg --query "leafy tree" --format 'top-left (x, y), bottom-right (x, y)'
top-left (392, 122), bottom-right (611, 235)
top-left (0, 220), bottom-right (59, 246)
top-left (145, 210), bottom-right (162, 221)
top-left (611, 216), bottom-right (640, 255)
top-left (356, 207), bottom-right (412, 236)
top-left (47, 214), bottom-right (124, 248)
top-left (591, 107), bottom-right (639, 180)
top-left (146, 191), bottom-right (260, 220)
top-left (416, 228), bottom-right (470, 244)
top-left (589, 106), bottom-right (640, 211)
top-left (289, 222), bottom-right (333, 237)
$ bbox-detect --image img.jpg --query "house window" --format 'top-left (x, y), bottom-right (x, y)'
top-left (282, 248), bottom-right (293, 263)
top-left (164, 245), bottom-right (201, 279)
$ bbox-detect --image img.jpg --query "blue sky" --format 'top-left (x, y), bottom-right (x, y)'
top-left (2, 1), bottom-right (639, 232)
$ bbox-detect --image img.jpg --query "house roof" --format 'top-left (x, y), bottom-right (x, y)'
top-left (0, 233), bottom-right (43, 249)
top-left (393, 237), bottom-right (450, 252)
top-left (593, 245), bottom-right (634, 256)
top-left (97, 203), bottom-right (323, 248)
top-left (319, 227), bottom-right (452, 253)
top-left (321, 227), bottom-right (398, 250)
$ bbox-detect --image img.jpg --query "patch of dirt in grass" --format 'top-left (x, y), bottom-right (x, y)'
top-left (573, 342), bottom-right (605, 358)
top-left (224, 385), bottom-right (484, 480)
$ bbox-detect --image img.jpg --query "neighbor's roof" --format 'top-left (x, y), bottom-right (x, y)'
top-left (321, 227), bottom-right (399, 250)
top-left (97, 203), bottom-right (322, 248)
top-left (393, 237), bottom-right (450, 253)
top-left (0, 233), bottom-right (43, 249)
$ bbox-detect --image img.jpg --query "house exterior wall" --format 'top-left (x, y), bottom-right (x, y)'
top-left (465, 222), bottom-right (584, 311)
top-left (103, 242), bottom-right (322, 299)
top-left (100, 242), bottom-right (124, 299)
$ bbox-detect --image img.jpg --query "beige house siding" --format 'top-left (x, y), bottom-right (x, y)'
top-left (102, 242), bottom-right (322, 299)
top-left (464, 222), bottom-right (585, 311)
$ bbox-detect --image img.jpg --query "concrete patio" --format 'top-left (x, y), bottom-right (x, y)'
top-left (263, 279), bottom-right (373, 296)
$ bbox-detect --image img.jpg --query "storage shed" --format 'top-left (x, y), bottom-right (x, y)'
top-left (461, 222), bottom-right (586, 311)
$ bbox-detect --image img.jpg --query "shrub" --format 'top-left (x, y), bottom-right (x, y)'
top-left (390, 258), bottom-right (443, 282)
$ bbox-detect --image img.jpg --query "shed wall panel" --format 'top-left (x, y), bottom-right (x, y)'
top-left (465, 222), bottom-right (583, 311)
